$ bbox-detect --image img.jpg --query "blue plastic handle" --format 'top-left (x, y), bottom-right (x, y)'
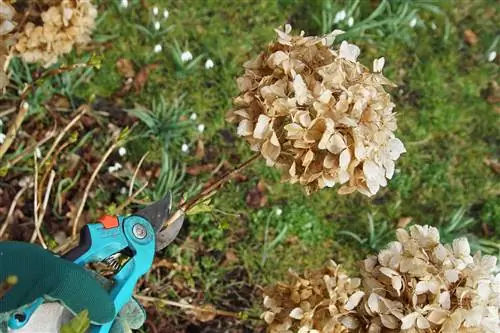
top-left (8, 215), bottom-right (156, 333)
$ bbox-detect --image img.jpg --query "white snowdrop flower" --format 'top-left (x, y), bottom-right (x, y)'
top-left (152, 7), bottom-right (159, 15)
top-left (120, 187), bottom-right (127, 195)
top-left (347, 17), bottom-right (354, 27)
top-left (409, 17), bottom-right (417, 28)
top-left (197, 124), bottom-right (205, 133)
top-left (334, 10), bottom-right (346, 23)
top-left (118, 147), bottom-right (127, 156)
top-left (154, 44), bottom-right (162, 53)
top-left (0, 133), bottom-right (6, 144)
top-left (190, 113), bottom-right (197, 120)
top-left (181, 51), bottom-right (193, 62)
top-left (488, 51), bottom-right (497, 62)
top-left (154, 21), bottom-right (160, 30)
top-left (22, 102), bottom-right (29, 111)
top-left (35, 148), bottom-right (42, 159)
top-left (108, 162), bottom-right (123, 173)
top-left (163, 9), bottom-right (169, 19)
top-left (275, 208), bottom-right (283, 216)
top-left (373, 57), bottom-right (385, 72)
top-left (338, 40), bottom-right (360, 62)
top-left (431, 21), bottom-right (437, 30)
top-left (205, 58), bottom-right (214, 69)
top-left (120, 0), bottom-right (128, 8)
top-left (181, 143), bottom-right (189, 153)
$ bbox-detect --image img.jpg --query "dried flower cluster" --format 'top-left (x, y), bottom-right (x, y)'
top-left (262, 225), bottom-right (500, 333)
top-left (0, 1), bottom-right (16, 89)
top-left (15, 0), bottom-right (97, 67)
top-left (262, 260), bottom-right (361, 332)
top-left (227, 25), bottom-right (406, 196)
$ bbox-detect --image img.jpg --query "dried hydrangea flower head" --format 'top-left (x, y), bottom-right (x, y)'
top-left (227, 24), bottom-right (406, 196)
top-left (262, 260), bottom-right (361, 332)
top-left (0, 1), bottom-right (16, 89)
top-left (14, 0), bottom-right (97, 67)
top-left (342, 225), bottom-right (500, 333)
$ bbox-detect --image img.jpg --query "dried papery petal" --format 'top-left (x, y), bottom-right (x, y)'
top-left (14, 0), bottom-right (97, 67)
top-left (228, 25), bottom-right (405, 197)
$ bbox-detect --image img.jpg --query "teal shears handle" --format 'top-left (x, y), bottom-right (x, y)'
top-left (8, 215), bottom-right (156, 333)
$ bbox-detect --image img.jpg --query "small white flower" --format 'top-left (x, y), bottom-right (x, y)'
top-left (190, 113), bottom-right (197, 120)
top-left (163, 9), bottom-right (169, 19)
top-left (431, 21), bottom-right (437, 30)
top-left (373, 57), bottom-right (385, 72)
top-left (205, 59), bottom-right (214, 69)
top-left (181, 143), bottom-right (189, 153)
top-left (197, 124), bottom-right (205, 133)
top-left (154, 21), bottom-right (160, 30)
top-left (338, 41), bottom-right (360, 62)
top-left (0, 133), bottom-right (6, 144)
top-left (334, 10), bottom-right (346, 23)
top-left (108, 162), bottom-right (123, 173)
top-left (181, 51), bottom-right (193, 62)
top-left (120, 187), bottom-right (127, 195)
top-left (120, 0), bottom-right (128, 8)
top-left (154, 44), bottom-right (162, 53)
top-left (275, 208), bottom-right (283, 216)
top-left (347, 17), bottom-right (354, 27)
top-left (488, 51), bottom-right (497, 62)
top-left (409, 17), bottom-right (417, 28)
top-left (118, 147), bottom-right (127, 156)
top-left (152, 7), bottom-right (159, 15)
top-left (35, 148), bottom-right (42, 159)
top-left (22, 102), bottom-right (29, 111)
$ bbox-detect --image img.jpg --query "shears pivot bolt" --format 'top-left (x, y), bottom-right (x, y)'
top-left (132, 223), bottom-right (147, 239)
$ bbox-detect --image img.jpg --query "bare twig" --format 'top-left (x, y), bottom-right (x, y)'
top-left (135, 295), bottom-right (255, 320)
top-left (0, 98), bottom-right (30, 161)
top-left (30, 154), bottom-right (48, 248)
top-left (41, 106), bottom-right (87, 166)
top-left (0, 185), bottom-right (29, 239)
top-left (72, 140), bottom-right (119, 237)
top-left (30, 170), bottom-right (55, 247)
top-left (0, 107), bottom-right (16, 118)
top-left (116, 181), bottom-right (149, 214)
top-left (2, 131), bottom-right (56, 171)
top-left (129, 151), bottom-right (149, 197)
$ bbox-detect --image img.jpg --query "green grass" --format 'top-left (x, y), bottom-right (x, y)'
top-left (2, 0), bottom-right (499, 331)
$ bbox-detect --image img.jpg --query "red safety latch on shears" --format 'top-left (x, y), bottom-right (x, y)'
top-left (97, 215), bottom-right (119, 229)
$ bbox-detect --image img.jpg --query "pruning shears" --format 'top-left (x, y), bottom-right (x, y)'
top-left (7, 193), bottom-right (185, 333)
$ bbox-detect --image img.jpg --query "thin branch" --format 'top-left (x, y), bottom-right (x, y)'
top-left (135, 295), bottom-right (255, 320)
top-left (116, 181), bottom-right (149, 214)
top-left (30, 170), bottom-right (55, 248)
top-left (72, 140), bottom-right (119, 237)
top-left (41, 106), bottom-right (87, 166)
top-left (30, 153), bottom-right (47, 248)
top-left (0, 98), bottom-right (30, 161)
top-left (2, 131), bottom-right (56, 170)
top-left (129, 151), bottom-right (149, 197)
top-left (0, 185), bottom-right (29, 239)
top-left (0, 107), bottom-right (16, 118)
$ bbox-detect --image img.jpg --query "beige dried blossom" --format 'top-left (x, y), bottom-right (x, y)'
top-left (14, 0), bottom-right (97, 67)
top-left (261, 260), bottom-right (360, 333)
top-left (343, 225), bottom-right (500, 333)
top-left (0, 1), bottom-right (16, 89)
top-left (227, 24), bottom-right (405, 196)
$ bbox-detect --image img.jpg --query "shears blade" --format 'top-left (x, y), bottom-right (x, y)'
top-left (135, 192), bottom-right (172, 232)
top-left (134, 192), bottom-right (185, 252)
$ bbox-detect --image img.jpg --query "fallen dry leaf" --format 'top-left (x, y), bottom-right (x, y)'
top-left (246, 180), bottom-right (267, 209)
top-left (116, 58), bottom-right (136, 78)
top-left (222, 250), bottom-right (239, 266)
top-left (463, 29), bottom-right (478, 45)
top-left (187, 163), bottom-right (216, 176)
top-left (484, 158), bottom-right (500, 174)
top-left (187, 304), bottom-right (217, 323)
top-left (134, 64), bottom-right (159, 93)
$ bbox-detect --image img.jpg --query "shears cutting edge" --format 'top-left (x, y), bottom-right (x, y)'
top-left (7, 193), bottom-right (185, 333)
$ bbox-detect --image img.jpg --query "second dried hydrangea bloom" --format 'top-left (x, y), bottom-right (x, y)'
top-left (262, 260), bottom-right (361, 333)
top-left (0, 1), bottom-right (16, 89)
top-left (228, 24), bottom-right (406, 196)
top-left (15, 0), bottom-right (97, 67)
top-left (343, 225), bottom-right (500, 333)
